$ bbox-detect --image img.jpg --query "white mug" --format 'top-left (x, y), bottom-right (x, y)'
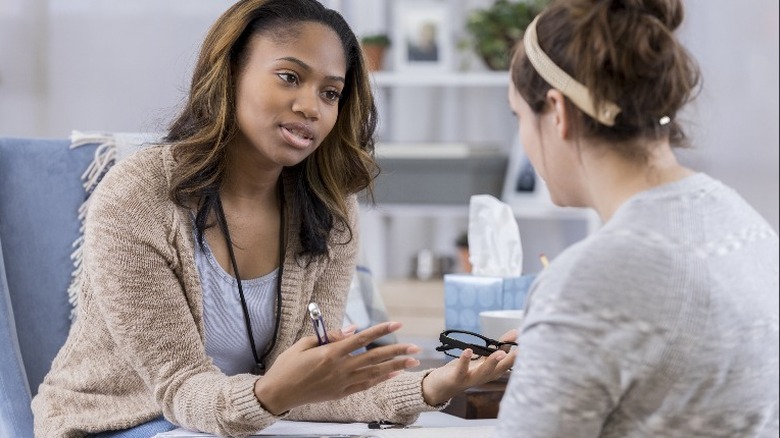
top-left (479, 309), bottom-right (525, 340)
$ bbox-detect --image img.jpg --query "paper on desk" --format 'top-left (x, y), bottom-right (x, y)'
top-left (155, 419), bottom-right (367, 436)
top-left (360, 426), bottom-right (495, 438)
top-left (468, 195), bottom-right (523, 277)
top-left (154, 412), bottom-right (492, 437)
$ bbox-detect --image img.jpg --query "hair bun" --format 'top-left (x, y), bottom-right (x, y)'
top-left (516, 0), bottom-right (700, 147)
top-left (610, 0), bottom-right (684, 31)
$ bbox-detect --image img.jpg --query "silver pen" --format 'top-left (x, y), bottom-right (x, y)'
top-left (308, 302), bottom-right (330, 345)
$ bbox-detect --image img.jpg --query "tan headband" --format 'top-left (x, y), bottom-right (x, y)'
top-left (523, 15), bottom-right (622, 126)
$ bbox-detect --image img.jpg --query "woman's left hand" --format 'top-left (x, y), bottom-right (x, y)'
top-left (421, 329), bottom-right (518, 406)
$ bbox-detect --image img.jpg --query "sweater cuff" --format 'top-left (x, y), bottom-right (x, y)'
top-left (230, 376), bottom-right (290, 427)
top-left (386, 369), bottom-right (450, 417)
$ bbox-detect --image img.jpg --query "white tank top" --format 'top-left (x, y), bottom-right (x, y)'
top-left (192, 225), bottom-right (277, 376)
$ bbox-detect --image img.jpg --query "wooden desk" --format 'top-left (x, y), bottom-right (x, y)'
top-left (413, 356), bottom-right (508, 420)
top-left (443, 375), bottom-right (508, 419)
top-left (398, 335), bottom-right (509, 420)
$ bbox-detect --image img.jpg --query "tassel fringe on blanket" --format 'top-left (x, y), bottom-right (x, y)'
top-left (67, 130), bottom-right (160, 319)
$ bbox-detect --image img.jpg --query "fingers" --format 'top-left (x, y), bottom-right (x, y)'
top-left (333, 342), bottom-right (422, 399)
top-left (292, 324), bottom-right (359, 352)
top-left (330, 321), bottom-right (404, 355)
top-left (292, 334), bottom-right (323, 351)
top-left (344, 354), bottom-right (421, 396)
top-left (496, 348), bottom-right (517, 372)
top-left (341, 341), bottom-right (423, 394)
top-left (352, 355), bottom-right (419, 383)
top-left (348, 342), bottom-right (420, 367)
top-left (455, 348), bottom-right (473, 375)
top-left (482, 350), bottom-right (507, 373)
top-left (473, 348), bottom-right (515, 380)
top-left (327, 324), bottom-right (358, 343)
top-left (499, 328), bottom-right (519, 343)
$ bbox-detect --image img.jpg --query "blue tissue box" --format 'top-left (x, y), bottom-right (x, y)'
top-left (444, 273), bottom-right (536, 334)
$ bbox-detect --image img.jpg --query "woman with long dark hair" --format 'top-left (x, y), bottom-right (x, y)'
top-left (32, 1), bottom-right (515, 436)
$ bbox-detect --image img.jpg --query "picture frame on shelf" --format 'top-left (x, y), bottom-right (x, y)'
top-left (392, 0), bottom-right (452, 72)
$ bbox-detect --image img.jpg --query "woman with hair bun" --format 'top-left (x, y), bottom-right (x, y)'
top-left (496, 0), bottom-right (779, 436)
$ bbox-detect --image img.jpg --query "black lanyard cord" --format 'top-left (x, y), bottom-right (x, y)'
top-left (214, 186), bottom-right (285, 375)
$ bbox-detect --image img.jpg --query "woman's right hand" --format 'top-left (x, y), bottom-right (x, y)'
top-left (253, 321), bottom-right (420, 415)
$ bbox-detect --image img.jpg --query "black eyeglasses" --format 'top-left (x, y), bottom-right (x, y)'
top-left (435, 329), bottom-right (517, 360)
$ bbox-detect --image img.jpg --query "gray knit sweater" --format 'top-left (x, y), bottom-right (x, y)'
top-left (496, 173), bottom-right (779, 437)
top-left (31, 145), bottom-right (437, 437)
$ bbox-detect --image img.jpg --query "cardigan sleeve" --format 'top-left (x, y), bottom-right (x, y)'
top-left (83, 150), bottom-right (282, 437)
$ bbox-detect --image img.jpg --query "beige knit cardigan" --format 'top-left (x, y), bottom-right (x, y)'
top-left (32, 145), bottom-right (437, 437)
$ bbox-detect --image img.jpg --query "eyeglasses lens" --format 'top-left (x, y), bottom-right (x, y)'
top-left (442, 331), bottom-right (492, 359)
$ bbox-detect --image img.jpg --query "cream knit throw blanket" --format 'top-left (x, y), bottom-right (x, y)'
top-left (67, 130), bottom-right (161, 317)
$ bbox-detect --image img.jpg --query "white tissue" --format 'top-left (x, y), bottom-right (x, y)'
top-left (468, 194), bottom-right (523, 277)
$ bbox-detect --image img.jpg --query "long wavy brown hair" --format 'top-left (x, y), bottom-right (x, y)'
top-left (165, 0), bottom-right (378, 257)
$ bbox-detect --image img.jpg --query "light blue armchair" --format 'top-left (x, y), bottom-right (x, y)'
top-left (0, 137), bottom-right (396, 436)
top-left (0, 137), bottom-right (98, 436)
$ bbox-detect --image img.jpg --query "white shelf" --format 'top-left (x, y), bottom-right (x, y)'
top-left (365, 200), bottom-right (596, 222)
top-left (359, 201), bottom-right (600, 283)
top-left (370, 71), bottom-right (509, 87)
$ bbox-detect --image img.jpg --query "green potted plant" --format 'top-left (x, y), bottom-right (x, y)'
top-left (463, 0), bottom-right (549, 71)
top-left (360, 33), bottom-right (391, 71)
